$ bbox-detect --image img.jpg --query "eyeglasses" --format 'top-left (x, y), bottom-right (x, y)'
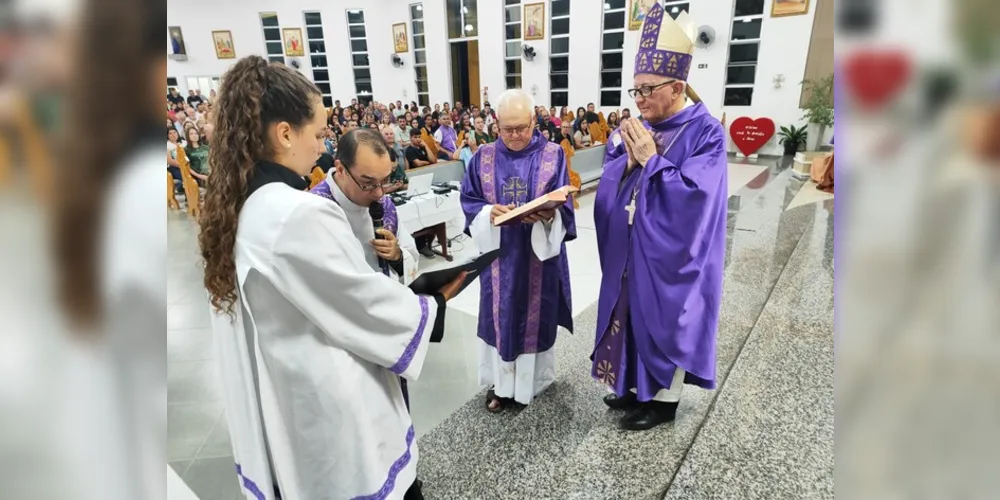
top-left (499, 124), bottom-right (532, 136)
top-left (345, 167), bottom-right (393, 192)
top-left (627, 80), bottom-right (677, 99)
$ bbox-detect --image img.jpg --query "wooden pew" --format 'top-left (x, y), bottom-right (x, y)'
top-left (175, 147), bottom-right (201, 218)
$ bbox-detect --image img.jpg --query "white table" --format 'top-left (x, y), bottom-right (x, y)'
top-left (396, 190), bottom-right (465, 260)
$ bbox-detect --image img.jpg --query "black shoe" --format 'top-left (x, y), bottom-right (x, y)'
top-left (619, 401), bottom-right (678, 431)
top-left (603, 391), bottom-right (640, 410)
top-left (418, 246), bottom-right (435, 258)
top-left (403, 479), bottom-right (425, 500)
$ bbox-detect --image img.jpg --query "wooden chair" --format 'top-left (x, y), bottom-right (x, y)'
top-left (175, 147), bottom-right (201, 218)
top-left (308, 166), bottom-right (325, 190)
top-left (421, 129), bottom-right (439, 159)
top-left (560, 139), bottom-right (580, 209)
top-left (167, 172), bottom-right (180, 209)
top-left (589, 121), bottom-right (606, 146)
top-left (457, 130), bottom-right (465, 147)
top-left (720, 112), bottom-right (727, 128)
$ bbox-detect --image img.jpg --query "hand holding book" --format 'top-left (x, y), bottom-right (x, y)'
top-left (491, 185), bottom-right (579, 227)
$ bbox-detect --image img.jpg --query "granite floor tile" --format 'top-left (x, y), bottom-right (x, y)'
top-left (169, 460), bottom-right (192, 478)
top-left (662, 203), bottom-right (834, 500)
top-left (168, 359), bottom-right (224, 404)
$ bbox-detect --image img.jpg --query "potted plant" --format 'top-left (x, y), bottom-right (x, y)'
top-left (777, 124), bottom-right (808, 156)
top-left (801, 74), bottom-right (834, 151)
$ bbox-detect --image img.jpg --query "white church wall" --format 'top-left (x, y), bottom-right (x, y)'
top-left (167, 0), bottom-right (824, 154)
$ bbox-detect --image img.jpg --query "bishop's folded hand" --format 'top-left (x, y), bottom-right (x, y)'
top-left (623, 118), bottom-right (656, 168)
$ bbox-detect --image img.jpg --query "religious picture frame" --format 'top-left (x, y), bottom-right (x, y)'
top-left (523, 2), bottom-right (545, 41)
top-left (168, 26), bottom-right (187, 55)
top-left (628, 0), bottom-right (658, 31)
top-left (212, 30), bottom-right (236, 59)
top-left (392, 23), bottom-right (408, 53)
top-left (282, 28), bottom-right (305, 57)
top-left (771, 0), bottom-right (811, 17)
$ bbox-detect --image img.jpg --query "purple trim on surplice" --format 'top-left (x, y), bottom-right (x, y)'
top-left (350, 425), bottom-right (416, 500)
top-left (234, 464), bottom-right (267, 500)
top-left (389, 295), bottom-right (429, 375)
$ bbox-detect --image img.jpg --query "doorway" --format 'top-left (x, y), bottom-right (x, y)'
top-left (449, 39), bottom-right (480, 108)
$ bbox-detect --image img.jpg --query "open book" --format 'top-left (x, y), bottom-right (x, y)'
top-left (492, 185), bottom-right (579, 227)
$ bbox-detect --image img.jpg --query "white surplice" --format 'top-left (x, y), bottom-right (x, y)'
top-left (325, 170), bottom-right (419, 282)
top-left (468, 206), bottom-right (567, 405)
top-left (212, 182), bottom-right (439, 500)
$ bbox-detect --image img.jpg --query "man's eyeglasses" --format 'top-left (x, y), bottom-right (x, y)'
top-left (499, 124), bottom-right (532, 136)
top-left (345, 167), bottom-right (393, 192)
top-left (627, 80), bottom-right (677, 99)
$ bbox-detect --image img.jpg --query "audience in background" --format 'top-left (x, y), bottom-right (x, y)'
top-left (607, 111), bottom-right (620, 131)
top-left (405, 127), bottom-right (437, 169)
top-left (380, 126), bottom-right (409, 193)
top-left (575, 119), bottom-right (592, 148)
top-left (433, 113), bottom-right (460, 160)
top-left (458, 131), bottom-right (480, 168)
top-left (559, 106), bottom-right (570, 122)
top-left (186, 89), bottom-right (204, 107)
top-left (573, 106), bottom-right (586, 132)
top-left (168, 87), bottom-right (185, 108)
top-left (394, 116), bottom-right (412, 147)
top-left (559, 121), bottom-right (576, 149)
top-left (167, 128), bottom-right (184, 185)
top-left (184, 127), bottom-right (210, 183)
top-left (621, 108), bottom-right (632, 120)
top-left (166, 89), bottom-right (608, 202)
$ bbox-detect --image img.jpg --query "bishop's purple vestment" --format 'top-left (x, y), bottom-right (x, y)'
top-left (592, 102), bottom-right (727, 401)
top-left (460, 131), bottom-right (575, 363)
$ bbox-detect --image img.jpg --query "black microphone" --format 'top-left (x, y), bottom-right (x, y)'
top-left (369, 202), bottom-right (386, 269)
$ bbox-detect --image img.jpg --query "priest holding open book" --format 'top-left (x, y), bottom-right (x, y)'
top-left (460, 89), bottom-right (576, 412)
top-left (592, 4), bottom-right (727, 431)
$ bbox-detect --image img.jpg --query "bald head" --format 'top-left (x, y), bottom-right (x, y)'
top-left (496, 89), bottom-right (534, 122)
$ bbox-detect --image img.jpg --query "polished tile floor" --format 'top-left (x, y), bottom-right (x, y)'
top-left (167, 157), bottom-right (834, 499)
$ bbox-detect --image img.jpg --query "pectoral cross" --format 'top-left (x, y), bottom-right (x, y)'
top-left (625, 184), bottom-right (641, 226)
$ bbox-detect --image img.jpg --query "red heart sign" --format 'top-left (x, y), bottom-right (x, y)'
top-left (844, 50), bottom-right (911, 110)
top-left (729, 117), bottom-right (775, 157)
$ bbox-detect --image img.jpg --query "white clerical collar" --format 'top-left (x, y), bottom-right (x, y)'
top-left (326, 170), bottom-right (368, 214)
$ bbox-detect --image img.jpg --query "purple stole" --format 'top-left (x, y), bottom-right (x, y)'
top-left (438, 126), bottom-right (458, 153)
top-left (477, 143), bottom-right (561, 355)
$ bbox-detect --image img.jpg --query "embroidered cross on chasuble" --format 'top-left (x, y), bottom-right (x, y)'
top-left (502, 176), bottom-right (530, 206)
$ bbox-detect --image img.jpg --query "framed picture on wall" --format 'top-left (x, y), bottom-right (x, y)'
top-left (628, 0), bottom-right (658, 30)
top-left (771, 0), bottom-right (811, 17)
top-left (168, 26), bottom-right (187, 55)
top-left (523, 2), bottom-right (545, 41)
top-left (282, 28), bottom-right (305, 57)
top-left (212, 31), bottom-right (236, 59)
top-left (392, 23), bottom-right (408, 53)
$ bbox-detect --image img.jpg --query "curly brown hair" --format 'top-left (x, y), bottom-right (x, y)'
top-left (199, 56), bottom-right (320, 316)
